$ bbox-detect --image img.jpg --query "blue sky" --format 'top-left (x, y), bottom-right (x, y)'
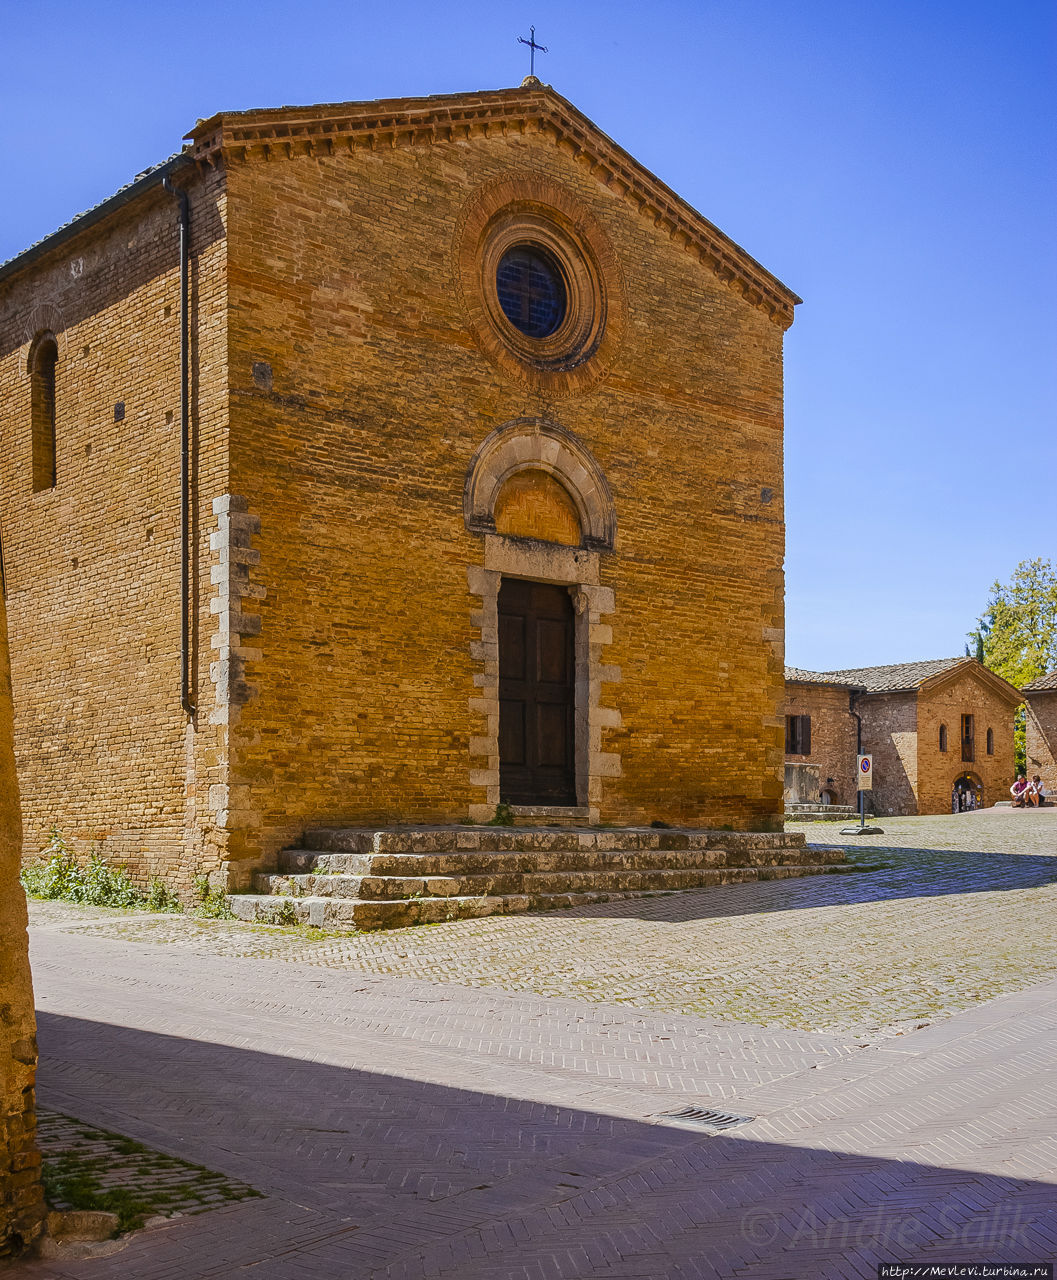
top-left (3, 0), bottom-right (1054, 670)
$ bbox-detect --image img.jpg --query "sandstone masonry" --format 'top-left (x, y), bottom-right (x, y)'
top-left (0, 590), bottom-right (46, 1255)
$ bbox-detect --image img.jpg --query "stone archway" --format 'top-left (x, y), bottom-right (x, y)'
top-left (463, 418), bottom-right (619, 822)
top-left (953, 771), bottom-right (983, 812)
top-left (463, 417), bottom-right (616, 551)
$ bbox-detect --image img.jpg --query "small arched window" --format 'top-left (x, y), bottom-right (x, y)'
top-left (30, 333), bottom-right (58, 492)
top-left (939, 723), bottom-right (948, 753)
top-left (986, 727), bottom-right (994, 755)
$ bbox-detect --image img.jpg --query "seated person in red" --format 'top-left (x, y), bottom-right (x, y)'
top-left (1010, 775), bottom-right (1029, 807)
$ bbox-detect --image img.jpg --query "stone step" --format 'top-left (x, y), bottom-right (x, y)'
top-left (301, 826), bottom-right (808, 856)
top-left (235, 824), bottom-right (851, 933)
top-left (276, 844), bottom-right (846, 877)
top-left (253, 856), bottom-right (846, 902)
top-left (787, 803), bottom-right (858, 814)
top-left (786, 804), bottom-right (859, 821)
top-left (228, 863), bottom-right (851, 931)
top-left (279, 850), bottom-right (377, 875)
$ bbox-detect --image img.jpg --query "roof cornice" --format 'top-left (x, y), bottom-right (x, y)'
top-left (186, 83), bottom-right (800, 329)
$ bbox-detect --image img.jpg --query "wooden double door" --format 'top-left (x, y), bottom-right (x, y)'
top-left (498, 579), bottom-right (577, 806)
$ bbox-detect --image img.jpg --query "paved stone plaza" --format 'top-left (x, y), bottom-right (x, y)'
top-left (22, 810), bottom-right (1057, 1277)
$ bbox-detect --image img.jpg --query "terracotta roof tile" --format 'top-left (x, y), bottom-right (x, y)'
top-left (786, 657), bottom-right (969, 693)
top-left (814, 657), bottom-right (966, 692)
top-left (784, 666), bottom-right (864, 688)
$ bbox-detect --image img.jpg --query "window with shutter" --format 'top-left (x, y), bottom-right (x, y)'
top-left (961, 714), bottom-right (974, 762)
top-left (785, 715), bottom-right (811, 756)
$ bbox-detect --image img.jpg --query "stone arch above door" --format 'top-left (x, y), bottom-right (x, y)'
top-left (463, 419), bottom-right (620, 823)
top-left (463, 418), bottom-right (616, 552)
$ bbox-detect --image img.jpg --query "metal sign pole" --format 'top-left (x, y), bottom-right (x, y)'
top-left (841, 754), bottom-right (884, 835)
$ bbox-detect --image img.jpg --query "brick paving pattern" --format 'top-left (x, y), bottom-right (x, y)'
top-left (788, 805), bottom-right (1057, 853)
top-left (20, 810), bottom-right (1057, 1277)
top-left (37, 1110), bottom-right (260, 1224)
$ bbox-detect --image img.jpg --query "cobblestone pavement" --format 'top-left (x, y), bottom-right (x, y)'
top-left (37, 1110), bottom-right (260, 1228)
top-left (788, 805), bottom-right (1057, 855)
top-left (27, 809), bottom-right (1057, 1040)
top-left (22, 916), bottom-right (1057, 1277)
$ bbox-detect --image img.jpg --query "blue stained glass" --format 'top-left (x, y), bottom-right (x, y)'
top-left (496, 246), bottom-right (566, 339)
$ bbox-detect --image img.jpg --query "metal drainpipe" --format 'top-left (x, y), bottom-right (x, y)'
top-left (850, 691), bottom-right (863, 820)
top-left (164, 177), bottom-right (195, 718)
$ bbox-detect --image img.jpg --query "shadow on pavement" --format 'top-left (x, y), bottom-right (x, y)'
top-left (26, 1012), bottom-right (1055, 1280)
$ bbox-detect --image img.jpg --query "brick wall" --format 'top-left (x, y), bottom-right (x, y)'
top-left (782, 683), bottom-right (858, 806)
top-left (916, 671), bottom-right (1016, 812)
top-left (0, 593), bottom-right (46, 1256)
top-left (0, 88), bottom-right (797, 885)
top-left (0, 170), bottom-right (232, 888)
top-left (1024, 689), bottom-right (1057, 795)
top-left (218, 110), bottom-right (791, 871)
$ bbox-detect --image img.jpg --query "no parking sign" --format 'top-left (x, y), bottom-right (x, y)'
top-left (857, 754), bottom-right (873, 791)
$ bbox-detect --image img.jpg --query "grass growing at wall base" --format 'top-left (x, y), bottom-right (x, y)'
top-left (190, 874), bottom-right (236, 919)
top-left (39, 1110), bottom-right (262, 1235)
top-left (20, 830), bottom-right (147, 909)
top-left (43, 1155), bottom-right (160, 1235)
top-left (20, 829), bottom-right (232, 918)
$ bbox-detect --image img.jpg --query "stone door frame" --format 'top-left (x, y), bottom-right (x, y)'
top-left (464, 418), bottom-right (620, 823)
top-left (467, 536), bottom-right (619, 823)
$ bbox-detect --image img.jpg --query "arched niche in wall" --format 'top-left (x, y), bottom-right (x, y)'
top-left (463, 417), bottom-right (616, 552)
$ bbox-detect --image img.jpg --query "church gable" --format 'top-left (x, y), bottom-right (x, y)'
top-left (916, 659), bottom-right (1022, 706)
top-left (188, 82), bottom-right (799, 331)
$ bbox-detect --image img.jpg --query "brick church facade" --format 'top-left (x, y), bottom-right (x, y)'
top-left (784, 658), bottom-right (1022, 815)
top-left (0, 82), bottom-right (799, 891)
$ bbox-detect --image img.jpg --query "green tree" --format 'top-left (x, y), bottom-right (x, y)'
top-left (972, 558), bottom-right (1057, 686)
top-left (970, 558), bottom-right (1057, 773)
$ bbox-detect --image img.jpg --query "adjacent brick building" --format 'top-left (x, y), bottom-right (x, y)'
top-left (0, 81), bottom-right (800, 891)
top-left (783, 668), bottom-right (862, 809)
top-left (784, 658), bottom-right (1021, 815)
top-left (1023, 672), bottom-right (1057, 796)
